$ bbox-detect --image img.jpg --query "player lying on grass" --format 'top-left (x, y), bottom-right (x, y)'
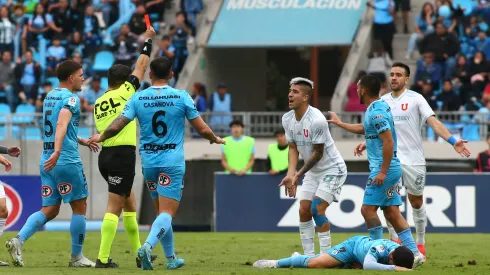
top-left (253, 236), bottom-right (413, 271)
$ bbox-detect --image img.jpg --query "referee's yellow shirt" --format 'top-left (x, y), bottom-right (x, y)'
top-left (94, 75), bottom-right (140, 147)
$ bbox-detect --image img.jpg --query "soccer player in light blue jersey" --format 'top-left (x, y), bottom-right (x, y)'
top-left (90, 56), bottom-right (226, 270)
top-left (5, 61), bottom-right (99, 268)
top-left (328, 75), bottom-right (424, 269)
top-left (253, 235), bottom-right (413, 271)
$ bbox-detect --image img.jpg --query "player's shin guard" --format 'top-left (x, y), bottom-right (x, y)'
top-left (70, 214), bottom-right (86, 257)
top-left (412, 205), bottom-right (427, 245)
top-left (18, 211), bottom-right (47, 243)
top-left (386, 220), bottom-right (399, 241)
top-left (0, 218), bottom-right (5, 238)
top-left (159, 224), bottom-right (176, 261)
top-left (317, 231), bottom-right (331, 253)
top-left (98, 213), bottom-right (119, 263)
top-left (277, 254), bottom-right (318, 268)
top-left (123, 212), bottom-right (141, 255)
top-left (299, 220), bottom-right (315, 256)
top-left (398, 228), bottom-right (420, 256)
top-left (368, 226), bottom-right (383, 240)
top-left (145, 213), bottom-right (172, 249)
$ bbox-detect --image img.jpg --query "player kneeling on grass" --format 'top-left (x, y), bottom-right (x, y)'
top-left (253, 236), bottom-right (413, 271)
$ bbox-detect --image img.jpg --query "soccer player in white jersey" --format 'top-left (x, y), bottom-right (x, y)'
top-left (280, 77), bottom-right (347, 256)
top-left (354, 62), bottom-right (471, 256)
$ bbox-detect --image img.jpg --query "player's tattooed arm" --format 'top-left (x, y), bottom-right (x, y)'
top-left (100, 115), bottom-right (132, 141)
top-left (296, 144), bottom-right (324, 177)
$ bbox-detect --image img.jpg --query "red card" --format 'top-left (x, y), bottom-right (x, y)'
top-left (144, 14), bottom-right (151, 29)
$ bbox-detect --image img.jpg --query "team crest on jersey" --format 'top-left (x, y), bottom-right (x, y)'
top-left (401, 103), bottom-right (408, 111)
top-left (4, 183), bottom-right (23, 230)
top-left (42, 185), bottom-right (53, 197)
top-left (68, 97), bottom-right (77, 107)
top-left (146, 180), bottom-right (157, 191)
top-left (303, 129), bottom-right (309, 138)
top-left (57, 183), bottom-right (72, 195)
top-left (158, 173), bottom-right (172, 186)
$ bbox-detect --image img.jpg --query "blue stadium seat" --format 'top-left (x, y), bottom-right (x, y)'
top-left (46, 77), bottom-right (60, 88)
top-left (101, 77), bottom-right (108, 91)
top-left (12, 126), bottom-right (41, 140)
top-left (93, 51), bottom-right (115, 72)
top-left (13, 104), bottom-right (36, 124)
top-left (0, 103), bottom-right (11, 124)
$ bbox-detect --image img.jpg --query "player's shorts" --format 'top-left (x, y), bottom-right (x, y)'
top-left (326, 236), bottom-right (365, 263)
top-left (143, 166), bottom-right (185, 202)
top-left (0, 181), bottom-right (5, 199)
top-left (363, 168), bottom-right (402, 208)
top-left (40, 162), bottom-right (88, 207)
top-left (394, 0), bottom-right (410, 12)
top-left (98, 145), bottom-right (136, 197)
top-left (298, 171), bottom-right (347, 204)
top-left (401, 164), bottom-right (426, 196)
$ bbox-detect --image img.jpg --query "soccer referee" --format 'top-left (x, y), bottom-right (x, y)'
top-left (94, 26), bottom-right (156, 268)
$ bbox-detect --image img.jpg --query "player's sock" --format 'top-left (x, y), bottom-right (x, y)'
top-left (144, 212), bottom-right (172, 249)
top-left (317, 231), bottom-right (331, 252)
top-left (123, 212), bottom-right (141, 255)
top-left (277, 254), bottom-right (319, 268)
top-left (299, 220), bottom-right (315, 256)
top-left (159, 224), bottom-right (176, 261)
top-left (398, 228), bottom-right (420, 256)
top-left (386, 220), bottom-right (399, 241)
top-left (98, 213), bottom-right (119, 263)
top-left (70, 214), bottom-right (86, 257)
top-left (18, 211), bottom-right (47, 243)
top-left (368, 225), bottom-right (383, 240)
top-left (412, 205), bottom-right (427, 245)
top-left (0, 217), bottom-right (5, 237)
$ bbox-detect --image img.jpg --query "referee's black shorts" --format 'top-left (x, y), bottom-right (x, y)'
top-left (394, 0), bottom-right (410, 12)
top-left (98, 145), bottom-right (136, 197)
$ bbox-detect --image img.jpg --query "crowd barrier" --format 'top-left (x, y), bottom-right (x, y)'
top-left (214, 172), bottom-right (490, 233)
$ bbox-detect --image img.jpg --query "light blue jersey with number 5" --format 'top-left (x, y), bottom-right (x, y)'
top-left (121, 85), bottom-right (200, 168)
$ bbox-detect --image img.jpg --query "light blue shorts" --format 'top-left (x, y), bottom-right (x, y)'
top-left (40, 163), bottom-right (89, 207)
top-left (143, 166), bottom-right (185, 201)
top-left (363, 168), bottom-right (402, 208)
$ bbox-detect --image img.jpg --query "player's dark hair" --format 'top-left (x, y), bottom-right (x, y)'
top-left (392, 246), bottom-right (414, 269)
top-left (359, 75), bottom-right (381, 98)
top-left (392, 62), bottom-right (411, 77)
top-left (150, 56), bottom-right (173, 80)
top-left (57, 60), bottom-right (82, 81)
top-left (294, 81), bottom-right (313, 98)
top-left (229, 120), bottom-right (244, 128)
top-left (108, 64), bottom-right (131, 88)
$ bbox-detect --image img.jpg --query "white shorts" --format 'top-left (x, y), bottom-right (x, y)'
top-left (298, 171), bottom-right (346, 204)
top-left (401, 164), bottom-right (426, 196)
top-left (0, 181), bottom-right (4, 199)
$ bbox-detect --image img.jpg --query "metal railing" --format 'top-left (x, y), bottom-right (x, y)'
top-left (1, 111), bottom-right (488, 141)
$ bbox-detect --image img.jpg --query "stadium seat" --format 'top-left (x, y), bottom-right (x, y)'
top-left (93, 51), bottom-right (115, 72)
top-left (0, 103), bottom-right (11, 124)
top-left (101, 77), bottom-right (108, 91)
top-left (12, 126), bottom-right (41, 140)
top-left (13, 104), bottom-right (36, 124)
top-left (46, 77), bottom-right (60, 88)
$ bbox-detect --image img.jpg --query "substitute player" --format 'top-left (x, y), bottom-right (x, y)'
top-left (0, 145), bottom-right (21, 266)
top-left (93, 26), bottom-right (156, 269)
top-left (89, 56), bottom-right (225, 270)
top-left (328, 75), bottom-right (424, 269)
top-left (354, 62), bottom-right (471, 256)
top-left (253, 235), bottom-right (413, 271)
top-left (280, 77), bottom-right (347, 256)
top-left (6, 61), bottom-right (99, 267)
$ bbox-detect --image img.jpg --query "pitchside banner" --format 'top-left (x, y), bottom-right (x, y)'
top-left (0, 176), bottom-right (42, 231)
top-left (214, 173), bottom-right (490, 233)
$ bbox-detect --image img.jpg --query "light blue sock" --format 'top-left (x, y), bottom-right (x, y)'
top-left (70, 214), bottom-right (86, 256)
top-left (368, 226), bottom-right (383, 240)
top-left (145, 213), bottom-right (172, 249)
top-left (277, 254), bottom-right (319, 268)
top-left (17, 211), bottom-right (47, 243)
top-left (398, 229), bottom-right (419, 255)
top-left (159, 224), bottom-right (176, 261)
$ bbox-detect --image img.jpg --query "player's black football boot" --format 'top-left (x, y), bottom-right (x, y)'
top-left (95, 258), bottom-right (119, 268)
top-left (136, 254), bottom-right (158, 268)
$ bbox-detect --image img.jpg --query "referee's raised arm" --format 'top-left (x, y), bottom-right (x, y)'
top-left (132, 26), bottom-right (157, 83)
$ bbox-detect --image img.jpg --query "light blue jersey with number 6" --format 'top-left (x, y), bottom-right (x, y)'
top-left (121, 85), bottom-right (200, 168)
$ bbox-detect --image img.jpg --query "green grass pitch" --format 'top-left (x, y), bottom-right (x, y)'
top-left (0, 232), bottom-right (488, 274)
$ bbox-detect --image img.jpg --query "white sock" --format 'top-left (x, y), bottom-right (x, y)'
top-left (299, 220), bottom-right (315, 256)
top-left (386, 219), bottom-right (399, 241)
top-left (412, 204), bottom-right (427, 244)
top-left (317, 231), bottom-right (331, 253)
top-left (0, 218), bottom-right (5, 238)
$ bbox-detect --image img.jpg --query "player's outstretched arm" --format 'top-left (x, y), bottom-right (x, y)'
top-left (327, 111), bottom-right (364, 134)
top-left (0, 155), bottom-right (12, 172)
top-left (426, 116), bottom-right (471, 157)
top-left (0, 145), bottom-right (21, 157)
top-left (189, 116), bottom-right (225, 144)
top-left (98, 115), bottom-right (132, 142)
top-left (44, 109), bottom-right (72, 171)
top-left (363, 254), bottom-right (400, 271)
top-left (131, 26), bottom-right (157, 82)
